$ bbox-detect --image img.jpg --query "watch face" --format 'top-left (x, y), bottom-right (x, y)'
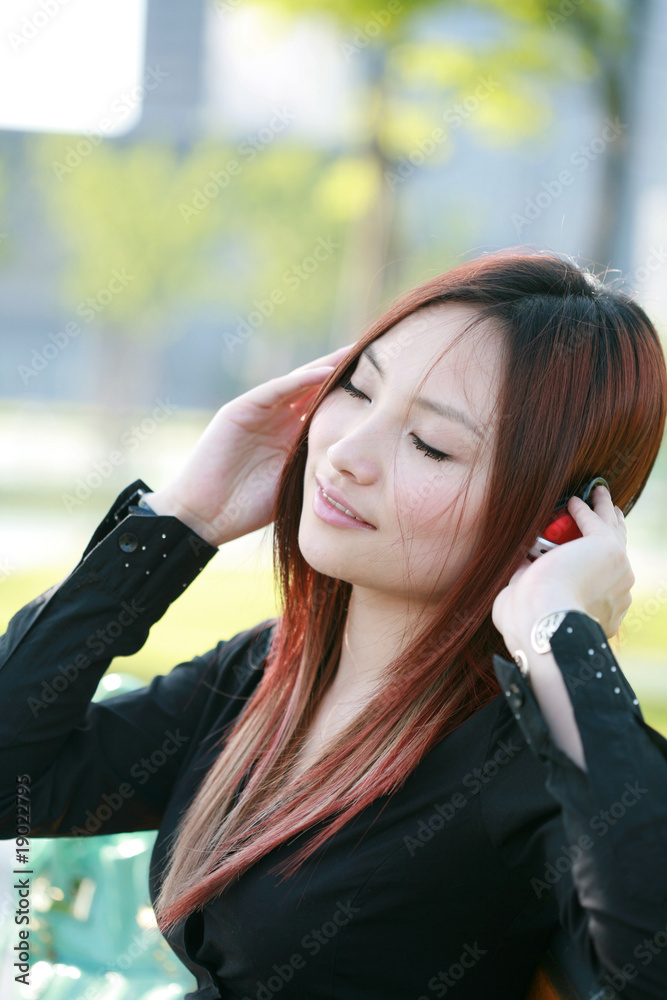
top-left (530, 610), bottom-right (568, 654)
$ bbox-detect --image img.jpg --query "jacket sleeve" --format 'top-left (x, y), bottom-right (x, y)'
top-left (0, 479), bottom-right (228, 838)
top-left (492, 610), bottom-right (667, 1000)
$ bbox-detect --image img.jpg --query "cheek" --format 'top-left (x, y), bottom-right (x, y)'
top-left (397, 470), bottom-right (486, 550)
top-left (395, 464), bottom-right (462, 529)
top-left (307, 396), bottom-right (337, 452)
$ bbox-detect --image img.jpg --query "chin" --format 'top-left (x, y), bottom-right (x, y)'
top-left (297, 518), bottom-right (353, 582)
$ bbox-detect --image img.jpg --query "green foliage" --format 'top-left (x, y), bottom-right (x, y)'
top-left (210, 145), bottom-right (349, 343)
top-left (30, 138), bottom-right (239, 336)
top-left (249, 0), bottom-right (630, 171)
top-left (254, 0), bottom-right (629, 53)
top-left (26, 0), bottom-right (633, 360)
top-left (29, 136), bottom-right (353, 346)
top-left (0, 563), bottom-right (279, 683)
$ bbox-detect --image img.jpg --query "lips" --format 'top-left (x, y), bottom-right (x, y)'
top-left (315, 475), bottom-right (375, 527)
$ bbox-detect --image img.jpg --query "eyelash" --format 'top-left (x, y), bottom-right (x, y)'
top-left (337, 379), bottom-right (452, 463)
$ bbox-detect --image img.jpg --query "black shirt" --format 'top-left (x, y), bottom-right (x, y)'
top-left (1, 481), bottom-right (666, 1000)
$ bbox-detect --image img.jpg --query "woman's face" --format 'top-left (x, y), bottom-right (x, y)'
top-left (298, 303), bottom-right (504, 607)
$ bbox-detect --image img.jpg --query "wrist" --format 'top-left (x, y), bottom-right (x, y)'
top-left (509, 606), bottom-right (595, 686)
top-left (144, 489), bottom-right (222, 548)
top-left (504, 591), bottom-right (589, 654)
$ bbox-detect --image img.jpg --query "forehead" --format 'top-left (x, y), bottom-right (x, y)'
top-left (367, 303), bottom-right (503, 427)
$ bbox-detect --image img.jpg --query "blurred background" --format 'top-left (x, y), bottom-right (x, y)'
top-left (0, 0), bottom-right (666, 992)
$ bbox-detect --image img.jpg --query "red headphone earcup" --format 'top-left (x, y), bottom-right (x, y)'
top-left (542, 512), bottom-right (582, 545)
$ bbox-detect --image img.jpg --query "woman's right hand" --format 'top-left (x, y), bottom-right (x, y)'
top-left (146, 343), bottom-right (354, 546)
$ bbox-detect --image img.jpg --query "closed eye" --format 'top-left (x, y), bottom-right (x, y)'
top-left (339, 378), bottom-right (368, 401)
top-left (338, 378), bottom-right (452, 463)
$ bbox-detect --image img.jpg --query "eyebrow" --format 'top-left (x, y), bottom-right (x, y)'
top-left (361, 346), bottom-right (485, 440)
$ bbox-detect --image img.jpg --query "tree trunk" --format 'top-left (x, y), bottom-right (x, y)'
top-left (588, 0), bottom-right (648, 273)
top-left (329, 46), bottom-right (398, 348)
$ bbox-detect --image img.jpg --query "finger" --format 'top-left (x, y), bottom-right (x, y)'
top-left (592, 488), bottom-right (628, 545)
top-left (590, 482), bottom-right (615, 512)
top-left (244, 344), bottom-right (355, 410)
top-left (288, 382), bottom-right (329, 414)
top-left (614, 508), bottom-right (627, 543)
top-left (567, 487), bottom-right (617, 531)
top-left (250, 366), bottom-right (339, 408)
top-left (295, 343), bottom-right (356, 371)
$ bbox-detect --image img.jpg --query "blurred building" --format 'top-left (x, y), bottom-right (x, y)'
top-left (0, 0), bottom-right (665, 412)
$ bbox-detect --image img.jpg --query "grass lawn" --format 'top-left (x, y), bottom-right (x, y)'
top-left (1, 565), bottom-right (666, 737)
top-left (0, 563), bottom-right (280, 681)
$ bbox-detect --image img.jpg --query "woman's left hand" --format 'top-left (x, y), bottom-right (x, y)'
top-left (492, 485), bottom-right (634, 654)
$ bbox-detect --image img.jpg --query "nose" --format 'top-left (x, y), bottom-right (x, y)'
top-left (326, 424), bottom-right (387, 485)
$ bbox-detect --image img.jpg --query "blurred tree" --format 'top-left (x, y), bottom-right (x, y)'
top-left (30, 0), bottom-right (640, 431)
top-left (258, 0), bottom-right (636, 337)
top-left (30, 138), bottom-right (237, 420)
top-left (30, 136), bottom-right (350, 424)
top-left (560, 0), bottom-right (649, 271)
top-left (0, 162), bottom-right (8, 263)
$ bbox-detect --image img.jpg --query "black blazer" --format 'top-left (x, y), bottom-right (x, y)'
top-left (1, 481), bottom-right (666, 1000)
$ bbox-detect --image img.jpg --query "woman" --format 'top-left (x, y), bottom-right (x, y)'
top-left (1, 250), bottom-right (666, 1000)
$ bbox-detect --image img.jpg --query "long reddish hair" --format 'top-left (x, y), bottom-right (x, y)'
top-left (154, 250), bottom-right (667, 933)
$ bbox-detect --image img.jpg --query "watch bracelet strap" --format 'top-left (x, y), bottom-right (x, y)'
top-left (128, 490), bottom-right (158, 517)
top-left (530, 609), bottom-right (571, 653)
top-left (512, 608), bottom-right (600, 682)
